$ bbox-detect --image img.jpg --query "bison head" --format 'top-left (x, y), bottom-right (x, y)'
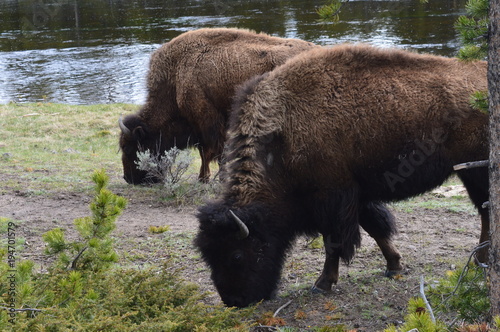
top-left (118, 114), bottom-right (192, 184)
top-left (195, 202), bottom-right (292, 307)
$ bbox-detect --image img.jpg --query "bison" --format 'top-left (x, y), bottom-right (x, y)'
top-left (118, 28), bottom-right (318, 184)
top-left (195, 44), bottom-right (488, 307)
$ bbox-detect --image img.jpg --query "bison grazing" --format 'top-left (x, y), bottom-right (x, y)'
top-left (118, 28), bottom-right (318, 184)
top-left (195, 44), bottom-right (488, 307)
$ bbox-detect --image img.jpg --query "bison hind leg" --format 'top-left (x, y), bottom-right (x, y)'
top-left (456, 167), bottom-right (489, 263)
top-left (359, 202), bottom-right (404, 277)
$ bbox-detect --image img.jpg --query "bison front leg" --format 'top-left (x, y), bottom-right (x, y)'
top-left (312, 237), bottom-right (340, 293)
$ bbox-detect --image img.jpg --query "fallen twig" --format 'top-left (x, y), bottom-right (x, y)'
top-left (273, 300), bottom-right (292, 317)
top-left (420, 276), bottom-right (436, 323)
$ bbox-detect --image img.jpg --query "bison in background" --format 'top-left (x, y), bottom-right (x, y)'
top-left (119, 28), bottom-right (318, 184)
top-left (195, 44), bottom-right (488, 307)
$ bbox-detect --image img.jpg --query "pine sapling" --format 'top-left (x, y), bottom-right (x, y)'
top-left (43, 169), bottom-right (127, 272)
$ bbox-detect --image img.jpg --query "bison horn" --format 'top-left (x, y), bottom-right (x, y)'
top-left (229, 210), bottom-right (249, 239)
top-left (119, 116), bottom-right (131, 136)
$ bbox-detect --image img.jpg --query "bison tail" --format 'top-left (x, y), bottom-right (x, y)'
top-left (316, 188), bottom-right (361, 264)
top-left (337, 188), bottom-right (362, 264)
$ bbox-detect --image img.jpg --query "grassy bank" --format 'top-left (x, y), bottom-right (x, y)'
top-left (0, 103), bottom-right (135, 194)
top-left (0, 103), bottom-right (206, 196)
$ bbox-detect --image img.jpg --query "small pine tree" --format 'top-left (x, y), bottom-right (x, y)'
top-left (384, 297), bottom-right (447, 332)
top-left (455, 0), bottom-right (489, 113)
top-left (455, 0), bottom-right (489, 61)
top-left (43, 169), bottom-right (127, 272)
top-left (427, 264), bottom-right (489, 323)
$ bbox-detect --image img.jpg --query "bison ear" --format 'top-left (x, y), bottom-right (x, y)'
top-left (119, 114), bottom-right (149, 141)
top-left (132, 126), bottom-right (147, 141)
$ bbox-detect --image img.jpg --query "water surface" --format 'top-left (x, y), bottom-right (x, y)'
top-left (0, 0), bottom-right (467, 104)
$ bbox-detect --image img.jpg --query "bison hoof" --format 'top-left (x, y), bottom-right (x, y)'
top-left (384, 269), bottom-right (404, 279)
top-left (311, 285), bottom-right (328, 294)
top-left (311, 280), bottom-right (334, 294)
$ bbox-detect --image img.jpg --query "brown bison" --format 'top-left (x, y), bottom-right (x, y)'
top-left (195, 44), bottom-right (488, 307)
top-left (118, 28), bottom-right (318, 184)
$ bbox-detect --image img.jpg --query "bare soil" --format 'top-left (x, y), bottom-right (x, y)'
top-left (0, 183), bottom-right (482, 331)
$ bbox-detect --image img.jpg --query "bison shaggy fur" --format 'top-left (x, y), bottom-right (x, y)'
top-left (118, 28), bottom-right (318, 184)
top-left (195, 44), bottom-right (488, 307)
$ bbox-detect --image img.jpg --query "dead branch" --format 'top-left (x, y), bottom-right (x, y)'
top-left (453, 160), bottom-right (489, 171)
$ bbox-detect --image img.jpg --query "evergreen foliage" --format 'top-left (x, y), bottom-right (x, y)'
top-left (384, 297), bottom-right (447, 332)
top-left (455, 0), bottom-right (489, 113)
top-left (43, 169), bottom-right (126, 272)
top-left (455, 0), bottom-right (489, 61)
top-left (317, 0), bottom-right (347, 23)
top-left (0, 170), bottom-right (252, 331)
top-left (427, 264), bottom-right (489, 324)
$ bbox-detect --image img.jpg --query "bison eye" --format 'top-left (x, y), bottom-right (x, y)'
top-left (230, 251), bottom-right (244, 266)
top-left (122, 146), bottom-right (137, 155)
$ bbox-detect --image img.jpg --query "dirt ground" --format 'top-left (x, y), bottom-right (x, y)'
top-left (0, 182), bottom-right (483, 331)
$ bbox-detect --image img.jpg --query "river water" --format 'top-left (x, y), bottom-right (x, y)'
top-left (0, 0), bottom-right (467, 105)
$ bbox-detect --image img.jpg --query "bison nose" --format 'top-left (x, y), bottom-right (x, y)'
top-left (223, 296), bottom-right (250, 308)
top-left (123, 175), bottom-right (133, 184)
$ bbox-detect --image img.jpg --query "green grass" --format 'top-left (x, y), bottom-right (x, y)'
top-left (0, 103), bottom-right (206, 197)
top-left (0, 103), bottom-right (135, 193)
top-left (390, 178), bottom-right (477, 215)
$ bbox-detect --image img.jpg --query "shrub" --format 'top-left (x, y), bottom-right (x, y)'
top-left (135, 147), bottom-right (194, 195)
top-left (135, 146), bottom-right (223, 205)
top-left (384, 297), bottom-right (447, 332)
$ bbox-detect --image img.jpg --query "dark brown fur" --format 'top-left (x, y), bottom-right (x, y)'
top-left (118, 28), bottom-right (318, 184)
top-left (195, 44), bottom-right (488, 307)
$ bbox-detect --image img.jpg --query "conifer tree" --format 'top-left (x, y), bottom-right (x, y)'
top-left (43, 169), bottom-right (127, 271)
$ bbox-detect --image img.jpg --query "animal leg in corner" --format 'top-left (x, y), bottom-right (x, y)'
top-left (312, 237), bottom-right (340, 293)
top-left (476, 208), bottom-right (490, 264)
top-left (457, 168), bottom-right (489, 264)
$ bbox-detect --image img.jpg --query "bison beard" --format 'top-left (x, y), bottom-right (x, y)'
top-left (195, 44), bottom-right (488, 307)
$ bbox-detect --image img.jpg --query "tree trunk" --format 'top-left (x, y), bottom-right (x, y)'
top-left (488, 0), bottom-right (500, 318)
